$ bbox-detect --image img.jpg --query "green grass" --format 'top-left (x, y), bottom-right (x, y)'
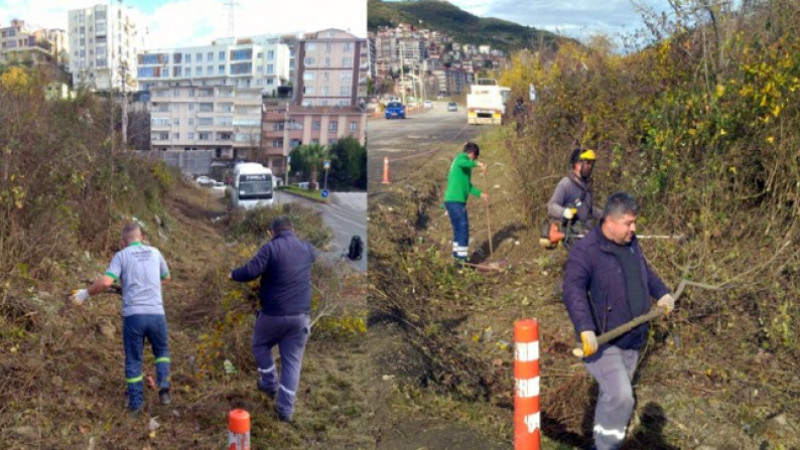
top-left (280, 186), bottom-right (331, 203)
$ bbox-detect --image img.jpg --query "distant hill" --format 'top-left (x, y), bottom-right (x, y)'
top-left (368, 0), bottom-right (574, 53)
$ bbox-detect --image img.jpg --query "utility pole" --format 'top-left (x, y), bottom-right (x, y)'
top-left (399, 41), bottom-right (405, 105)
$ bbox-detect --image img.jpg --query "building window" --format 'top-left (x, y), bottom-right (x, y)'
top-left (306, 43), bottom-right (316, 51)
top-left (171, 133), bottom-right (180, 139)
top-left (267, 50), bottom-right (274, 60)
top-left (230, 62), bottom-right (252, 74)
top-left (188, 103), bottom-right (195, 111)
top-left (324, 57), bottom-right (331, 67)
top-left (207, 65), bottom-right (213, 74)
top-left (304, 86), bottom-right (315, 95)
top-left (185, 54), bottom-right (191, 63)
top-left (329, 138), bottom-right (338, 145)
top-left (187, 132), bottom-right (194, 140)
top-left (329, 122), bottom-right (338, 131)
top-left (173, 118), bottom-right (180, 125)
top-left (340, 86), bottom-right (351, 96)
top-left (199, 132), bottom-right (211, 140)
top-left (231, 49), bottom-right (252, 60)
top-left (188, 118), bottom-right (195, 125)
top-left (219, 65), bottom-right (225, 74)
top-left (302, 72), bottom-right (315, 81)
top-left (196, 67), bottom-right (203, 75)
top-left (219, 51), bottom-right (225, 60)
top-left (266, 64), bottom-right (273, 74)
top-left (312, 121), bottom-right (321, 130)
top-left (349, 121), bottom-right (357, 131)
top-left (272, 139), bottom-right (283, 148)
top-left (304, 57), bottom-right (315, 66)
top-left (207, 52), bottom-right (213, 61)
top-left (342, 57), bottom-right (353, 67)
top-left (196, 53), bottom-right (202, 62)
top-left (185, 67), bottom-right (191, 76)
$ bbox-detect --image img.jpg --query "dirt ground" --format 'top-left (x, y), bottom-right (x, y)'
top-left (0, 183), bottom-right (375, 449)
top-left (367, 126), bottom-right (800, 450)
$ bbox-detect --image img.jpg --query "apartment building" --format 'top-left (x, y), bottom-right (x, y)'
top-left (67, 4), bottom-right (138, 91)
top-left (262, 104), bottom-right (366, 173)
top-left (137, 36), bottom-right (291, 159)
top-left (0, 19), bottom-right (68, 66)
top-left (294, 29), bottom-right (368, 107)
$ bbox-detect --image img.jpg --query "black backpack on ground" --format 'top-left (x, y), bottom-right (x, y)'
top-left (347, 235), bottom-right (363, 260)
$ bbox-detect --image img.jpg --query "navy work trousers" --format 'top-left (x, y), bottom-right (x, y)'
top-left (445, 201), bottom-right (469, 262)
top-left (253, 312), bottom-right (310, 420)
top-left (122, 314), bottom-right (170, 411)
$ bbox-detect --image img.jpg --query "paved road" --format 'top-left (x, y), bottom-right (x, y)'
top-left (275, 191), bottom-right (367, 273)
top-left (367, 101), bottom-right (482, 190)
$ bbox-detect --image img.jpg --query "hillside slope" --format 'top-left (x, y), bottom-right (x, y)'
top-left (368, 0), bottom-right (573, 52)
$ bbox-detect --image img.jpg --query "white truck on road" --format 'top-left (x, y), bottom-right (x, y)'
top-left (466, 78), bottom-right (511, 125)
top-left (230, 162), bottom-right (275, 209)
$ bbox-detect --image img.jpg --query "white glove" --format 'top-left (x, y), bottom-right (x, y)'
top-left (657, 294), bottom-right (675, 315)
top-left (563, 208), bottom-right (576, 220)
top-left (70, 289), bottom-right (90, 306)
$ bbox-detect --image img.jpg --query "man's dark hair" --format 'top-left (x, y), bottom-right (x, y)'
top-left (603, 192), bottom-right (641, 218)
top-left (271, 215), bottom-right (293, 234)
top-left (569, 147), bottom-right (583, 165)
top-left (463, 142), bottom-right (480, 157)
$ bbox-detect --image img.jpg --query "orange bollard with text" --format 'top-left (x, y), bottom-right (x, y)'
top-left (228, 409), bottom-right (251, 450)
top-left (514, 319), bottom-right (540, 449)
top-left (381, 156), bottom-right (391, 184)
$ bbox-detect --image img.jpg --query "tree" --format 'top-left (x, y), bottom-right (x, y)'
top-left (290, 143), bottom-right (329, 190)
top-left (329, 137), bottom-right (367, 190)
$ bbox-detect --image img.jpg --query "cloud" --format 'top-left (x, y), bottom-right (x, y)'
top-left (0, 0), bottom-right (367, 49)
top-left (448, 0), bottom-right (670, 41)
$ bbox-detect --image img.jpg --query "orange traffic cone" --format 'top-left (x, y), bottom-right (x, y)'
top-left (381, 156), bottom-right (391, 184)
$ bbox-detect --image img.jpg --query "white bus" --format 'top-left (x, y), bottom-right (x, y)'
top-left (231, 162), bottom-right (275, 209)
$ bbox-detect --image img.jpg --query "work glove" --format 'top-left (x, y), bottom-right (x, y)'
top-left (580, 330), bottom-right (598, 357)
top-left (563, 208), bottom-right (576, 220)
top-left (70, 289), bottom-right (90, 306)
top-left (657, 294), bottom-right (675, 315)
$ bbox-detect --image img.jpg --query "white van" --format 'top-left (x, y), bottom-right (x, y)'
top-left (231, 162), bottom-right (275, 209)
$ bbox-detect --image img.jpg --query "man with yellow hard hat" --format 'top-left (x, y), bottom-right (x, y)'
top-left (547, 147), bottom-right (603, 230)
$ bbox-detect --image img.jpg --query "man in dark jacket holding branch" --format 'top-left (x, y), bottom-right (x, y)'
top-left (562, 192), bottom-right (675, 450)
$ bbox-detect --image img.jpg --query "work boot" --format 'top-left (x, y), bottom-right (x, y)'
top-left (257, 381), bottom-right (276, 399)
top-left (158, 388), bottom-right (171, 405)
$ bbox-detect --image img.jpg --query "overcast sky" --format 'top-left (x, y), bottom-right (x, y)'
top-left (0, 0), bottom-right (367, 49)
top-left (442, 0), bottom-right (675, 42)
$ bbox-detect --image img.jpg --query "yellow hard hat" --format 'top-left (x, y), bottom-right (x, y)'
top-left (579, 149), bottom-right (596, 161)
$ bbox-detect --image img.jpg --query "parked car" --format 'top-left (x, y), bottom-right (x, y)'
top-left (195, 175), bottom-right (215, 186)
top-left (385, 101), bottom-right (406, 119)
top-left (447, 102), bottom-right (458, 112)
top-left (423, 100), bottom-right (433, 108)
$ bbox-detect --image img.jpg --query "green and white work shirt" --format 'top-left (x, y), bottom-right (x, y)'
top-left (105, 242), bottom-right (170, 317)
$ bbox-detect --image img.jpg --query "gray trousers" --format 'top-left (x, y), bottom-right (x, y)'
top-left (584, 346), bottom-right (639, 450)
top-left (253, 312), bottom-right (310, 419)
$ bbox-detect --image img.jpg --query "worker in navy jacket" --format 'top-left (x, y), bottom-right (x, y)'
top-left (562, 192), bottom-right (675, 450)
top-left (230, 215), bottom-right (315, 422)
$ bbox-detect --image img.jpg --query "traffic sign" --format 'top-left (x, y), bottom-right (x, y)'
top-left (321, 189), bottom-right (329, 198)
top-left (323, 160), bottom-right (330, 170)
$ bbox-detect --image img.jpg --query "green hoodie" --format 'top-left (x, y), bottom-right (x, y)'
top-left (444, 152), bottom-right (482, 203)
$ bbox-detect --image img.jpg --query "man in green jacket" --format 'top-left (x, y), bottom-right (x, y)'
top-left (444, 142), bottom-right (488, 266)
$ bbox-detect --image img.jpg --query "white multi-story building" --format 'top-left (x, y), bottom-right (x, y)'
top-left (294, 29), bottom-right (369, 107)
top-left (137, 36), bottom-right (291, 159)
top-left (67, 4), bottom-right (138, 91)
top-left (0, 19), bottom-right (68, 66)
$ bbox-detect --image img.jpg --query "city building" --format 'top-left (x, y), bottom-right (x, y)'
top-left (137, 36), bottom-right (291, 160)
top-left (0, 19), bottom-right (68, 66)
top-left (294, 28), bottom-right (369, 107)
top-left (67, 4), bottom-right (138, 91)
top-left (262, 103), bottom-right (366, 174)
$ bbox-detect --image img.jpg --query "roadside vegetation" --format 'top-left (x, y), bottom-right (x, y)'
top-left (369, 1), bottom-right (800, 448)
top-left (0, 65), bottom-right (369, 448)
